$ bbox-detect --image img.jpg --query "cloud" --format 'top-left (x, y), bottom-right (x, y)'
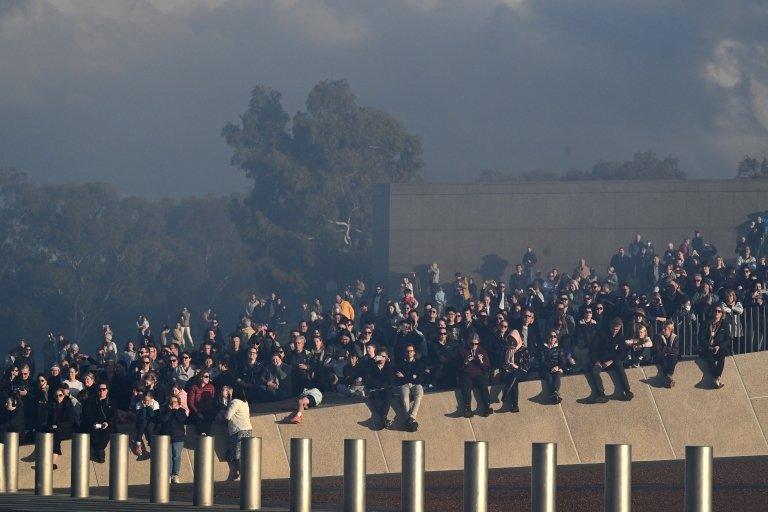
top-left (705, 38), bottom-right (768, 132)
top-left (0, 0), bottom-right (767, 196)
top-left (705, 40), bottom-right (743, 89)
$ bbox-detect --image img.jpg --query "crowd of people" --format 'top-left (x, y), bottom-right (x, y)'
top-left (0, 222), bottom-right (766, 483)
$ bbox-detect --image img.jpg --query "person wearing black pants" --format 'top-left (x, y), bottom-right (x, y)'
top-left (586, 318), bottom-right (633, 402)
top-left (700, 305), bottom-right (731, 389)
top-left (501, 335), bottom-right (531, 413)
top-left (655, 320), bottom-right (680, 388)
top-left (541, 331), bottom-right (567, 404)
top-left (49, 388), bottom-right (74, 469)
top-left (365, 347), bottom-right (393, 430)
top-left (83, 383), bottom-right (117, 463)
top-left (457, 334), bottom-right (493, 417)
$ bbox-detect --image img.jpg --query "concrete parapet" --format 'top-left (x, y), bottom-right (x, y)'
top-left (9, 352), bottom-right (768, 490)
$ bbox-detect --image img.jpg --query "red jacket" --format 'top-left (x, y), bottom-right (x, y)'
top-left (187, 381), bottom-right (215, 414)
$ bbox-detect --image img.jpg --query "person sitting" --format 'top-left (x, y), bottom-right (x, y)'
top-left (257, 350), bottom-right (292, 402)
top-left (0, 395), bottom-right (25, 435)
top-left (586, 318), bottom-right (633, 403)
top-left (393, 344), bottom-right (424, 432)
top-left (500, 330), bottom-right (530, 413)
top-left (654, 320), bottom-right (680, 388)
top-left (132, 390), bottom-right (160, 460)
top-left (625, 324), bottom-right (654, 367)
top-left (541, 331), bottom-right (567, 404)
top-left (365, 347), bottom-right (393, 430)
top-left (457, 333), bottom-right (493, 418)
top-left (340, 353), bottom-right (366, 397)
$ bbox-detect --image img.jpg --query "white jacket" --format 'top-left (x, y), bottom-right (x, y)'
top-left (225, 398), bottom-right (251, 434)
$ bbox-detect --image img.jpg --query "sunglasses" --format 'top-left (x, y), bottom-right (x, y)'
top-left (202, 375), bottom-right (210, 379)
top-left (98, 388), bottom-right (108, 392)
top-left (182, 355), bottom-right (190, 359)
top-left (169, 359), bottom-right (178, 362)
top-left (55, 393), bottom-right (64, 397)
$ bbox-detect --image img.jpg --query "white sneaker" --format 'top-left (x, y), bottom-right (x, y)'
top-left (171, 475), bottom-right (181, 484)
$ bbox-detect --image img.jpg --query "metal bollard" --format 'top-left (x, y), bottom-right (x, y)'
top-left (194, 435), bottom-right (214, 507)
top-left (3, 432), bottom-right (18, 493)
top-left (463, 441), bottom-right (488, 512)
top-left (150, 435), bottom-right (171, 504)
top-left (344, 439), bottom-right (366, 512)
top-left (685, 446), bottom-right (713, 512)
top-left (401, 440), bottom-right (425, 512)
top-left (531, 442), bottom-right (557, 512)
top-left (109, 433), bottom-right (129, 501)
top-left (0, 440), bottom-right (5, 493)
top-left (71, 433), bottom-right (90, 498)
top-left (35, 432), bottom-right (54, 496)
top-left (290, 438), bottom-right (312, 512)
top-left (604, 444), bottom-right (631, 512)
top-left (240, 437), bottom-right (262, 511)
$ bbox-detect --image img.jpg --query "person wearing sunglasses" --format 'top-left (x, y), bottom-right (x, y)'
top-left (457, 333), bottom-right (493, 418)
top-left (188, 371), bottom-right (216, 435)
top-left (83, 383), bottom-right (116, 463)
top-left (541, 332), bottom-right (566, 405)
top-left (49, 386), bottom-right (74, 469)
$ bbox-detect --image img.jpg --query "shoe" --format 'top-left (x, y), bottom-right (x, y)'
top-left (552, 394), bottom-right (562, 405)
top-left (622, 391), bottom-right (634, 401)
top-left (384, 419), bottom-right (393, 429)
top-left (170, 475), bottom-right (181, 484)
top-left (509, 405), bottom-right (520, 413)
top-left (595, 393), bottom-right (609, 404)
top-left (480, 407), bottom-right (493, 417)
top-left (52, 464), bottom-right (58, 470)
top-left (407, 418), bottom-right (418, 432)
top-left (463, 409), bottom-right (474, 419)
top-left (713, 379), bottom-right (724, 389)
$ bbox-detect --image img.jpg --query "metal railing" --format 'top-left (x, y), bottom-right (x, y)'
top-left (0, 433), bottom-right (716, 512)
top-left (645, 308), bottom-right (768, 357)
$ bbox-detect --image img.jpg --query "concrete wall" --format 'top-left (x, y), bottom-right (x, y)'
top-left (372, 180), bottom-right (768, 289)
top-left (9, 352), bottom-right (768, 490)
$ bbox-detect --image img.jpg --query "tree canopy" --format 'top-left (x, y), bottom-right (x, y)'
top-left (476, 151), bottom-right (687, 182)
top-left (223, 80), bottom-right (424, 294)
top-left (0, 169), bottom-right (252, 346)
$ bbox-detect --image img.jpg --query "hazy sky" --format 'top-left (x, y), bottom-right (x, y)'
top-left (1, 0), bottom-right (767, 197)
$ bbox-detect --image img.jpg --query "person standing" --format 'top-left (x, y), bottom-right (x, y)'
top-left (49, 386), bottom-right (74, 469)
top-left (522, 248), bottom-right (537, 285)
top-left (218, 385), bottom-right (252, 481)
top-left (83, 383), bottom-right (116, 463)
top-left (700, 304), bottom-right (731, 389)
top-left (180, 307), bottom-right (194, 348)
top-left (161, 395), bottom-right (187, 483)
